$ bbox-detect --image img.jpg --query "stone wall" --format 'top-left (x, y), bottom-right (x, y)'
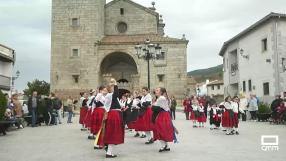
top-left (105, 0), bottom-right (158, 35)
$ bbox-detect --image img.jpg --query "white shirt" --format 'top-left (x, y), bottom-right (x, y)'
top-left (239, 98), bottom-right (248, 111)
top-left (154, 96), bottom-right (169, 111)
top-left (224, 101), bottom-right (232, 110)
top-left (87, 95), bottom-right (95, 108)
top-left (79, 97), bottom-right (84, 107)
top-left (95, 93), bottom-right (105, 106)
top-left (140, 93), bottom-right (152, 105)
top-left (198, 105), bottom-right (204, 112)
top-left (192, 105), bottom-right (199, 111)
top-left (232, 101), bottom-right (244, 113)
top-left (104, 93), bottom-right (113, 112)
top-left (132, 98), bottom-right (140, 109)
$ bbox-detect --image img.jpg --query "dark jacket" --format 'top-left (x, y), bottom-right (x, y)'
top-left (27, 96), bottom-right (40, 113)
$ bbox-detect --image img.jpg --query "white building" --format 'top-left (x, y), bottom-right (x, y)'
top-left (0, 44), bottom-right (15, 94)
top-left (206, 80), bottom-right (224, 96)
top-left (219, 13), bottom-right (286, 103)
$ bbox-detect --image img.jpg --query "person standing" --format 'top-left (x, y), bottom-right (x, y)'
top-left (232, 96), bottom-right (244, 135)
top-left (51, 93), bottom-right (63, 125)
top-left (239, 94), bottom-right (248, 121)
top-left (170, 96), bottom-right (177, 120)
top-left (80, 93), bottom-right (88, 130)
top-left (135, 87), bottom-right (154, 144)
top-left (222, 96), bottom-right (234, 135)
top-left (66, 96), bottom-right (73, 123)
top-left (183, 96), bottom-right (190, 120)
top-left (248, 94), bottom-right (258, 121)
top-left (12, 94), bottom-right (23, 128)
top-left (102, 78), bottom-right (124, 158)
top-left (28, 91), bottom-right (39, 127)
top-left (152, 87), bottom-right (174, 152)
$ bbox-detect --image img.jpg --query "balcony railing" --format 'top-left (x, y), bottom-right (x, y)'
top-left (0, 46), bottom-right (15, 62)
top-left (0, 75), bottom-right (11, 90)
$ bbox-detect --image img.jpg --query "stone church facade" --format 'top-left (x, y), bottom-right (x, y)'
top-left (51, 0), bottom-right (188, 99)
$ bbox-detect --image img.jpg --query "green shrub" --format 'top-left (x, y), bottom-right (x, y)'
top-left (0, 91), bottom-right (8, 121)
top-left (258, 102), bottom-right (271, 114)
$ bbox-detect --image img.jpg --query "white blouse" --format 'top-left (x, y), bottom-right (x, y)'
top-left (95, 93), bottom-right (105, 105)
top-left (154, 96), bottom-right (169, 111)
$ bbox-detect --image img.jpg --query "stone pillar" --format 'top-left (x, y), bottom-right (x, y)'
top-left (131, 74), bottom-right (140, 91)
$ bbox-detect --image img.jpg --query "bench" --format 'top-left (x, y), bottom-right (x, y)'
top-left (0, 120), bottom-right (17, 136)
top-left (24, 115), bottom-right (44, 126)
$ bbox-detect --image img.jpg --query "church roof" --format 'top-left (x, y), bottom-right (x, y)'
top-left (219, 12), bottom-right (286, 56)
top-left (105, 0), bottom-right (159, 17)
top-left (100, 34), bottom-right (188, 45)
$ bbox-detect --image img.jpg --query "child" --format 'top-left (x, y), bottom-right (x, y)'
top-left (190, 102), bottom-right (199, 128)
top-left (197, 103), bottom-right (206, 127)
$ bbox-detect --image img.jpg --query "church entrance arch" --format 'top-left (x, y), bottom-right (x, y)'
top-left (100, 52), bottom-right (138, 98)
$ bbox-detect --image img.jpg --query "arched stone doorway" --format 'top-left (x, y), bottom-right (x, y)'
top-left (100, 52), bottom-right (139, 97)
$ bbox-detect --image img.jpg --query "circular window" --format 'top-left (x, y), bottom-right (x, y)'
top-left (117, 22), bottom-right (128, 33)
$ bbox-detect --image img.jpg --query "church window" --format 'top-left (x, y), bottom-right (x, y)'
top-left (72, 48), bottom-right (79, 57)
top-left (117, 22), bottom-right (128, 33)
top-left (72, 75), bottom-right (79, 83)
top-left (120, 8), bottom-right (124, 15)
top-left (71, 18), bottom-right (79, 26)
top-left (157, 74), bottom-right (165, 82)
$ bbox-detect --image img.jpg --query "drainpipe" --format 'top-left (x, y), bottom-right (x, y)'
top-left (274, 16), bottom-right (281, 95)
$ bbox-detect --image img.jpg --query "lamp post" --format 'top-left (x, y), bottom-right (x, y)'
top-left (11, 70), bottom-right (20, 94)
top-left (134, 39), bottom-right (165, 89)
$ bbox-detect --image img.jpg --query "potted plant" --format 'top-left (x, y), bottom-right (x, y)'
top-left (257, 102), bottom-right (272, 122)
top-left (0, 91), bottom-right (7, 121)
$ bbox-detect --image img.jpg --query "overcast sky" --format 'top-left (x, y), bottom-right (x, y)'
top-left (0, 0), bottom-right (285, 91)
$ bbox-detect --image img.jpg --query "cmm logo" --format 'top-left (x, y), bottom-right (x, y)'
top-left (261, 135), bottom-right (279, 151)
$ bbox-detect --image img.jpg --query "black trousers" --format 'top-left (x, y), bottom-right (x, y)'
top-left (185, 111), bottom-right (189, 120)
top-left (250, 111), bottom-right (257, 120)
top-left (170, 109), bottom-right (176, 120)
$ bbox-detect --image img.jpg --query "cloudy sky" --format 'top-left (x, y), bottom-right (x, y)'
top-left (0, 0), bottom-right (285, 91)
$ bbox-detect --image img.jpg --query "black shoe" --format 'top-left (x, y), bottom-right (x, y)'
top-left (104, 146), bottom-right (108, 152)
top-left (222, 129), bottom-right (227, 132)
top-left (134, 133), bottom-right (140, 137)
top-left (159, 146), bottom-right (170, 152)
top-left (81, 128), bottom-right (87, 131)
top-left (94, 146), bottom-right (103, 150)
top-left (145, 139), bottom-right (154, 144)
top-left (235, 131), bottom-right (239, 135)
top-left (106, 154), bottom-right (117, 158)
top-left (140, 135), bottom-right (146, 138)
top-left (88, 135), bottom-right (95, 140)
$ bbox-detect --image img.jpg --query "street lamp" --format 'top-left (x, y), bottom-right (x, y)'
top-left (11, 70), bottom-right (20, 93)
top-left (134, 39), bottom-right (165, 89)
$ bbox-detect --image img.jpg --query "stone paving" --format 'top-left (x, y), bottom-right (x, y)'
top-left (0, 112), bottom-right (285, 161)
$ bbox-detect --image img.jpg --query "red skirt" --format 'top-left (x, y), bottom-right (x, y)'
top-left (104, 110), bottom-right (124, 145)
top-left (153, 111), bottom-right (174, 142)
top-left (135, 107), bottom-right (154, 131)
top-left (222, 110), bottom-right (234, 128)
top-left (233, 113), bottom-right (239, 127)
top-left (190, 111), bottom-right (198, 120)
top-left (91, 107), bottom-right (105, 135)
top-left (84, 108), bottom-right (92, 128)
top-left (79, 107), bottom-right (88, 124)
top-left (127, 120), bottom-right (137, 129)
top-left (197, 112), bottom-right (207, 122)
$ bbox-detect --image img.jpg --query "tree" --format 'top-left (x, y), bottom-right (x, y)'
top-left (0, 90), bottom-right (7, 121)
top-left (23, 79), bottom-right (50, 96)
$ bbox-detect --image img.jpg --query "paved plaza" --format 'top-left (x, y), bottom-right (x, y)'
top-left (0, 112), bottom-right (285, 161)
